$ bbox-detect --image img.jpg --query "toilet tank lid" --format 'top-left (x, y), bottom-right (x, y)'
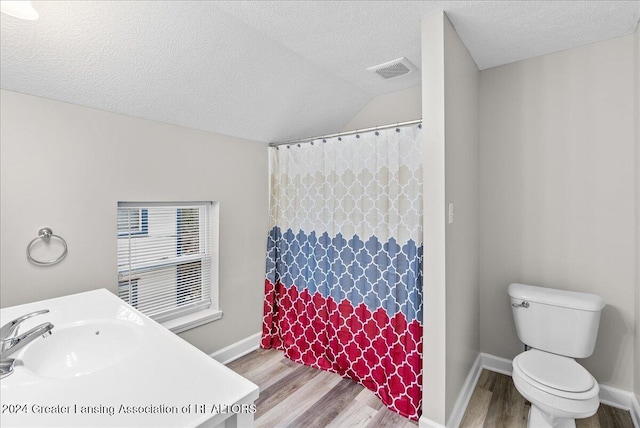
top-left (508, 283), bottom-right (605, 311)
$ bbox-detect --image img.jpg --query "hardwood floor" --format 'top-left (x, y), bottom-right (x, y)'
top-left (227, 348), bottom-right (634, 428)
top-left (226, 348), bottom-right (418, 427)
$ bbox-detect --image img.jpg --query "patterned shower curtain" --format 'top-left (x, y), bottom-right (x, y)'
top-left (262, 124), bottom-right (423, 420)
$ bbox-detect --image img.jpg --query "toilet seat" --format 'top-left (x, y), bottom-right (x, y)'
top-left (517, 349), bottom-right (593, 392)
top-left (513, 350), bottom-right (599, 400)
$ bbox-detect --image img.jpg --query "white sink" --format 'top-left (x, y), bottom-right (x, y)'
top-left (21, 320), bottom-right (141, 379)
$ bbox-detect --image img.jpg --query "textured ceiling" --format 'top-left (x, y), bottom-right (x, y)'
top-left (1, 1), bottom-right (639, 143)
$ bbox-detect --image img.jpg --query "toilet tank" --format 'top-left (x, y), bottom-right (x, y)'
top-left (508, 283), bottom-right (605, 358)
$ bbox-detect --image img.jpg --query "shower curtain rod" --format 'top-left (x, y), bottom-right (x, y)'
top-left (268, 118), bottom-right (422, 148)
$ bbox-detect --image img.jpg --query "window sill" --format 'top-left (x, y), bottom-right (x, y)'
top-left (161, 309), bottom-right (223, 334)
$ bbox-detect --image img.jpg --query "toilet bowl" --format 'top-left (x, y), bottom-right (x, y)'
top-left (508, 283), bottom-right (605, 428)
top-left (512, 349), bottom-right (600, 427)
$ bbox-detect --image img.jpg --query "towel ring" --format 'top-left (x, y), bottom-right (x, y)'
top-left (26, 227), bottom-right (68, 266)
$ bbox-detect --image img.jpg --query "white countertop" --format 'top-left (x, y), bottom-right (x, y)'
top-left (0, 289), bottom-right (258, 427)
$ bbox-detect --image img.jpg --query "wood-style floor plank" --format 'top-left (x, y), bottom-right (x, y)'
top-left (596, 403), bottom-right (635, 428)
top-left (459, 386), bottom-right (492, 427)
top-left (227, 349), bottom-right (633, 428)
top-left (227, 348), bottom-right (294, 391)
top-left (326, 400), bottom-right (378, 427)
top-left (577, 414), bottom-right (603, 428)
top-left (476, 368), bottom-right (498, 391)
top-left (482, 372), bottom-right (527, 428)
top-left (256, 368), bottom-right (343, 427)
top-left (365, 404), bottom-right (416, 428)
top-left (254, 364), bottom-right (323, 417)
top-left (286, 378), bottom-right (363, 428)
top-left (354, 387), bottom-right (384, 412)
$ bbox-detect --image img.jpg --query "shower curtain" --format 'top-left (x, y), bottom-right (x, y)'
top-left (262, 124), bottom-right (423, 420)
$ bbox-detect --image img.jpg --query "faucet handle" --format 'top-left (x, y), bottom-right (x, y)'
top-left (0, 309), bottom-right (49, 340)
top-left (0, 322), bottom-right (54, 360)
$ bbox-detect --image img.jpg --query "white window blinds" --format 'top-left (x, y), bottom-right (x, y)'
top-left (117, 202), bottom-right (212, 323)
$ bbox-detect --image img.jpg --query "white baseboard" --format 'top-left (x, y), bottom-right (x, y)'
top-left (445, 353), bottom-right (484, 428)
top-left (418, 415), bottom-right (446, 428)
top-left (479, 352), bottom-right (513, 376)
top-left (630, 394), bottom-right (640, 428)
top-left (209, 332), bottom-right (261, 365)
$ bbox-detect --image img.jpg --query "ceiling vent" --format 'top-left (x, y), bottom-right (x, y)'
top-left (367, 57), bottom-right (417, 80)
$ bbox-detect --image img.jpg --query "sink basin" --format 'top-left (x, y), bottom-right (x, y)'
top-left (21, 320), bottom-right (141, 379)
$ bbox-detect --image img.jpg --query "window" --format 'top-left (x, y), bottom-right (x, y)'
top-left (117, 202), bottom-right (221, 332)
top-left (117, 208), bottom-right (148, 236)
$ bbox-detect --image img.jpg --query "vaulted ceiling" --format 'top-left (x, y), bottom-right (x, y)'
top-left (1, 1), bottom-right (638, 143)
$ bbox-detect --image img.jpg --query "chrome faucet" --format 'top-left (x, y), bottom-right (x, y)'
top-left (0, 310), bottom-right (54, 378)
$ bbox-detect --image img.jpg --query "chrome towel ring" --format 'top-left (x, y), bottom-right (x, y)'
top-left (26, 227), bottom-right (68, 266)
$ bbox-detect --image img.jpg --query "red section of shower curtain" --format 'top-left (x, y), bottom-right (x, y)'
top-left (261, 279), bottom-right (423, 420)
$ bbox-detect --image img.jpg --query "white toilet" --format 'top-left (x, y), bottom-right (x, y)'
top-left (508, 283), bottom-right (605, 428)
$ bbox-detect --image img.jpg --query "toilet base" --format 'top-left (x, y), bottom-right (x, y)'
top-left (529, 404), bottom-right (576, 428)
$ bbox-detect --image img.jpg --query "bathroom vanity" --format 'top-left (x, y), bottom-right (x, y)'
top-left (0, 289), bottom-right (258, 427)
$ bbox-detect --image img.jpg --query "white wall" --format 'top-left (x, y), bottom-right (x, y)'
top-left (0, 89), bottom-right (269, 355)
top-left (420, 12), bottom-right (479, 426)
top-left (342, 86), bottom-right (421, 132)
top-left (421, 13), bottom-right (447, 426)
top-left (635, 22), bottom-right (640, 404)
top-left (443, 13), bottom-right (480, 422)
top-left (479, 35), bottom-right (636, 391)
